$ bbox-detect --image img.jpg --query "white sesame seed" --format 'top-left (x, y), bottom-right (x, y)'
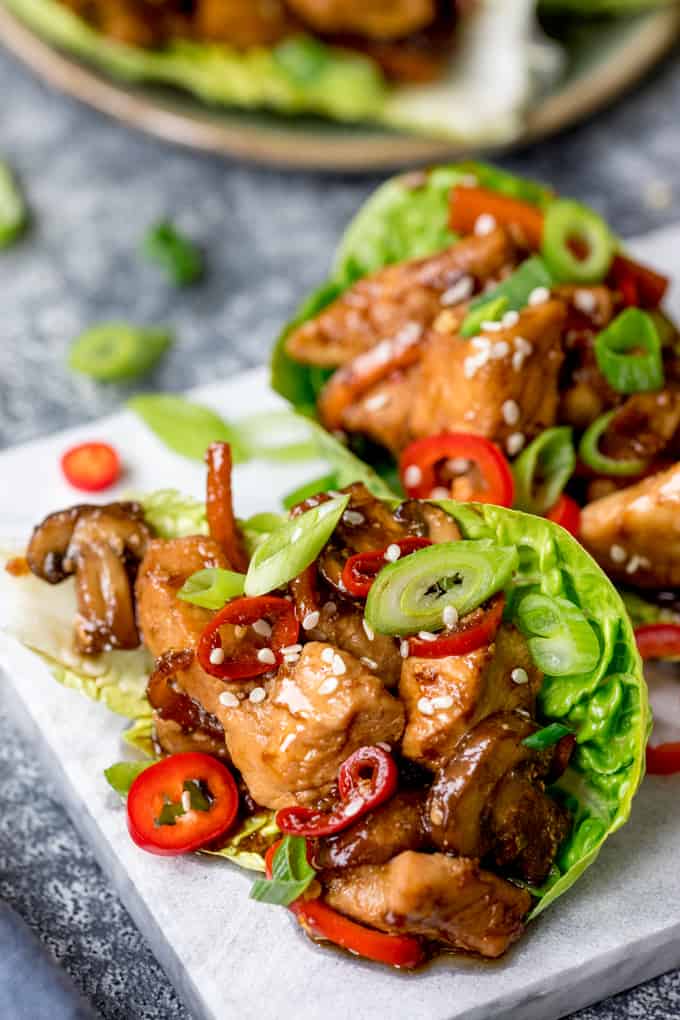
top-left (440, 275), bottom-right (474, 306)
top-left (502, 399), bottom-right (520, 426)
top-left (404, 465), bottom-right (423, 488)
top-left (257, 647), bottom-right (276, 665)
top-left (446, 458), bottom-right (470, 474)
top-left (321, 647), bottom-right (335, 664)
top-left (344, 800), bottom-right (363, 817)
top-left (502, 310), bottom-right (520, 328)
top-left (506, 432), bottom-right (526, 456)
top-left (482, 320), bottom-right (503, 333)
top-left (464, 357), bottom-right (479, 379)
top-left (364, 392), bottom-right (389, 411)
top-left (417, 631), bottom-right (437, 642)
top-left (209, 647), bottom-right (225, 665)
top-left (471, 335), bottom-right (491, 350)
top-left (343, 510), bottom-right (365, 527)
top-left (376, 741), bottom-right (391, 752)
top-left (430, 487), bottom-right (450, 500)
top-left (252, 619), bottom-right (272, 638)
top-left (281, 644), bottom-right (302, 655)
top-left (362, 620), bottom-right (375, 641)
top-left (511, 667), bottom-right (529, 685)
top-left (332, 654), bottom-right (347, 675)
top-left (573, 289), bottom-right (598, 315)
top-left (283, 653), bottom-right (300, 664)
top-left (474, 213), bottom-right (497, 237)
top-left (219, 691), bottom-right (239, 708)
top-left (512, 351), bottom-right (525, 373)
top-left (400, 639), bottom-right (410, 658)
top-left (432, 695), bottom-right (454, 710)
top-left (626, 554), bottom-right (650, 575)
top-left (319, 677), bottom-right (338, 695)
top-left (528, 286), bottom-right (550, 306)
top-left (360, 657), bottom-right (378, 670)
top-left (514, 336), bottom-right (533, 355)
top-left (249, 686), bottom-right (267, 704)
top-left (291, 527), bottom-right (302, 543)
top-left (417, 697), bottom-right (435, 716)
top-left (516, 708), bottom-right (531, 719)
top-left (610, 544), bottom-right (627, 564)
top-left (302, 611), bottom-right (320, 630)
top-left (443, 605), bottom-right (458, 628)
top-left (280, 734), bottom-right (295, 753)
top-left (430, 805), bottom-right (444, 826)
top-left (384, 543), bottom-right (401, 563)
top-left (327, 491), bottom-right (343, 499)
top-left (181, 790), bottom-right (192, 813)
top-left (491, 340), bottom-right (510, 359)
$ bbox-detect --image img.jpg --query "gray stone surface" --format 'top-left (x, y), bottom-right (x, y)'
top-left (0, 33), bottom-right (679, 1020)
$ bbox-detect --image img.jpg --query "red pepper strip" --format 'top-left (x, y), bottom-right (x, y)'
top-left (127, 752), bottom-right (239, 856)
top-left (609, 254), bottom-right (669, 309)
top-left (400, 432), bottom-right (515, 507)
top-left (290, 564), bottom-right (320, 623)
top-left (449, 185), bottom-right (544, 249)
top-left (196, 595), bottom-right (299, 680)
top-left (276, 745), bottom-right (398, 837)
top-left (546, 493), bottom-right (581, 538)
top-left (61, 441), bottom-right (121, 492)
top-left (264, 839), bottom-right (424, 969)
top-left (341, 537), bottom-right (432, 598)
top-left (205, 442), bottom-right (249, 573)
top-left (635, 623), bottom-right (680, 661)
top-left (646, 743), bottom-right (680, 776)
top-left (408, 593), bottom-right (505, 658)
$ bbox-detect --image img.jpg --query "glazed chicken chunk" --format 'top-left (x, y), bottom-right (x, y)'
top-left (286, 0), bottom-right (436, 38)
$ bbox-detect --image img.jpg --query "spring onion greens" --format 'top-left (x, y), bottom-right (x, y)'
top-left (541, 200), bottom-right (615, 284)
top-left (235, 411), bottom-right (318, 463)
top-left (578, 409), bottom-right (648, 477)
top-left (245, 494), bottom-right (349, 597)
top-left (177, 568), bottom-right (245, 610)
top-left (517, 593), bottom-right (600, 676)
top-left (365, 539), bottom-right (518, 636)
top-left (462, 256), bottom-right (554, 336)
top-left (142, 220), bottom-right (203, 286)
top-left (282, 473), bottom-right (339, 510)
top-left (460, 296), bottom-right (508, 338)
top-left (513, 427), bottom-right (575, 514)
top-left (69, 322), bottom-right (172, 382)
top-left (0, 162), bottom-right (27, 248)
top-left (594, 308), bottom-right (664, 394)
top-left (250, 835), bottom-right (314, 906)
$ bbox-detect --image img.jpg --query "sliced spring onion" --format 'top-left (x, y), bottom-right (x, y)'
top-left (250, 835), bottom-right (314, 906)
top-left (129, 394), bottom-right (248, 463)
top-left (0, 162), bottom-right (27, 248)
top-left (513, 427), bottom-right (575, 514)
top-left (282, 473), bottom-right (338, 510)
top-left (541, 199), bottom-right (615, 284)
top-left (236, 411), bottom-right (318, 463)
top-left (594, 308), bottom-right (664, 394)
top-left (460, 296), bottom-right (508, 338)
top-left (516, 593), bottom-right (600, 676)
top-left (463, 256), bottom-right (554, 332)
top-left (364, 539), bottom-right (518, 637)
top-left (69, 322), bottom-right (172, 382)
top-left (142, 221), bottom-right (203, 286)
top-left (177, 568), bottom-right (245, 610)
top-left (578, 409), bottom-right (648, 477)
top-left (522, 723), bottom-right (572, 751)
top-left (245, 494), bottom-right (349, 597)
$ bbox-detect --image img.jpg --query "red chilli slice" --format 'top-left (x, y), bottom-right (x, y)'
top-left (407, 593), bottom-right (505, 658)
top-left (196, 595), bottom-right (299, 680)
top-left (400, 433), bottom-right (514, 507)
top-left (342, 537), bottom-right (432, 598)
top-left (61, 441), bottom-right (121, 492)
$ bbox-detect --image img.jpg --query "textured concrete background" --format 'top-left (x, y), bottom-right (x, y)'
top-left (1, 30), bottom-right (680, 1020)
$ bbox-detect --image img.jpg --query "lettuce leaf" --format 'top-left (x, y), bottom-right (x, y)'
top-left (541, 0), bottom-right (672, 12)
top-left (202, 812), bottom-right (280, 873)
top-left (438, 501), bottom-right (648, 917)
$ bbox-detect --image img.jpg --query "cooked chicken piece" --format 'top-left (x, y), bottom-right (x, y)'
top-left (308, 600), bottom-right (403, 687)
top-left (341, 371), bottom-right (419, 456)
top-left (194, 0), bottom-right (293, 45)
top-left (580, 462), bottom-right (680, 589)
top-left (27, 502), bottom-right (151, 655)
top-left (400, 624), bottom-right (541, 770)
top-left (426, 712), bottom-right (571, 883)
top-left (554, 284), bottom-right (616, 331)
top-left (147, 650), bottom-right (229, 759)
top-left (323, 851), bottom-right (531, 958)
top-left (408, 300), bottom-right (567, 456)
top-left (220, 642), bottom-right (405, 810)
top-left (286, 0), bottom-right (435, 38)
top-left (314, 790), bottom-right (427, 869)
top-left (286, 229), bottom-right (517, 369)
top-left (601, 388), bottom-right (680, 463)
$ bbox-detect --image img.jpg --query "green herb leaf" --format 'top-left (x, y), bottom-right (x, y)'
top-left (282, 473), bottom-right (338, 510)
top-left (177, 568), bottom-right (245, 609)
top-left (0, 162), bottom-right (27, 248)
top-left (522, 723), bottom-right (572, 750)
top-left (129, 394), bottom-right (248, 463)
top-left (466, 256), bottom-right (554, 318)
top-left (69, 322), bottom-right (172, 382)
top-left (104, 760), bottom-right (154, 797)
top-left (250, 835), bottom-right (315, 906)
top-left (142, 220), bottom-right (203, 286)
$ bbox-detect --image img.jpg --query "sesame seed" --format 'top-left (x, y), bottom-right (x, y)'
top-left (443, 605), bottom-right (458, 628)
top-left (491, 340), bottom-right (510, 359)
top-left (511, 667), bottom-right (529, 685)
top-left (610, 544), bottom-right (627, 564)
top-left (344, 800), bottom-right (363, 817)
top-left (404, 464), bottom-right (422, 488)
top-left (249, 686), bottom-right (267, 704)
top-left (573, 289), bottom-right (597, 315)
top-left (360, 657), bottom-right (378, 670)
top-left (482, 320), bottom-right (503, 333)
top-left (446, 458), bottom-right (470, 474)
top-left (209, 647), bottom-right (225, 665)
top-left (512, 351), bottom-right (525, 373)
top-left (474, 213), bottom-right (497, 237)
top-left (506, 433), bottom-right (525, 456)
top-left (181, 790), bottom-right (192, 813)
top-left (302, 611), bottom-right (320, 630)
top-left (281, 644), bottom-right (302, 655)
top-left (319, 677), bottom-right (338, 695)
top-left (514, 336), bottom-right (533, 355)
top-left (502, 310), bottom-right (520, 328)
top-left (400, 640), bottom-right (410, 658)
top-left (283, 653), bottom-right (300, 664)
top-left (376, 741), bottom-right (391, 752)
top-left (280, 734), bottom-right (295, 753)
top-left (257, 647), bottom-right (276, 665)
top-left (626, 554), bottom-right (651, 575)
top-left (440, 275), bottom-right (474, 306)
top-left (502, 399), bottom-right (520, 426)
top-left (528, 286), bottom-right (550, 306)
top-left (417, 631), bottom-right (437, 642)
top-left (332, 654), bottom-right (347, 675)
top-left (516, 709), bottom-right (531, 719)
top-left (219, 691), bottom-right (239, 708)
top-left (343, 510), bottom-right (365, 527)
top-left (430, 805), bottom-right (444, 826)
top-left (364, 392), bottom-right (389, 411)
top-left (362, 620), bottom-right (375, 641)
top-left (291, 527), bottom-right (302, 543)
top-left (252, 619), bottom-right (272, 638)
top-left (430, 487), bottom-right (450, 500)
top-left (321, 647), bottom-right (335, 664)
top-left (471, 336), bottom-right (491, 350)
top-left (432, 695), bottom-right (454, 710)
top-left (384, 543), bottom-right (401, 563)
top-left (417, 697), bottom-right (435, 716)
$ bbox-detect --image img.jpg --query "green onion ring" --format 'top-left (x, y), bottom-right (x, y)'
top-left (579, 410), bottom-right (648, 478)
top-left (541, 200), bottom-right (615, 284)
top-left (594, 308), bottom-right (664, 394)
top-left (513, 427), bottom-right (576, 514)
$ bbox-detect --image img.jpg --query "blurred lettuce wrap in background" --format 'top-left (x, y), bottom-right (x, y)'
top-left (2, 0), bottom-right (544, 142)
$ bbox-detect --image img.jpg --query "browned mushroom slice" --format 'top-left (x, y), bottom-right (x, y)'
top-left (148, 650), bottom-right (228, 759)
top-left (26, 502), bottom-right (152, 655)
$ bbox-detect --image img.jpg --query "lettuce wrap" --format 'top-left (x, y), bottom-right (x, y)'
top-left (2, 0), bottom-right (543, 142)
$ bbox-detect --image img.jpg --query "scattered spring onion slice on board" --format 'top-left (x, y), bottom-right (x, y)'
top-left (69, 322), bottom-right (172, 382)
top-left (142, 220), bottom-right (203, 286)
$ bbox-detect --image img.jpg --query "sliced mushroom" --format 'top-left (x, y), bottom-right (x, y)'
top-left (26, 502), bottom-right (151, 655)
